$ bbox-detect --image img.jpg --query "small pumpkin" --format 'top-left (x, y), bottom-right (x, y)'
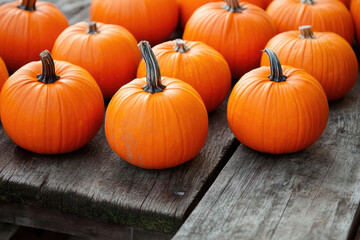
top-left (0, 50), bottom-right (105, 154)
top-left (351, 0), bottom-right (360, 42)
top-left (90, 0), bottom-right (178, 45)
top-left (228, 49), bottom-right (329, 154)
top-left (52, 22), bottom-right (141, 99)
top-left (261, 26), bottom-right (358, 101)
top-left (105, 41), bottom-right (209, 169)
top-left (137, 39), bottom-right (231, 112)
top-left (183, 0), bottom-right (276, 79)
top-left (178, 0), bottom-right (273, 28)
top-left (0, 0), bottom-right (69, 73)
top-left (266, 0), bottom-right (354, 44)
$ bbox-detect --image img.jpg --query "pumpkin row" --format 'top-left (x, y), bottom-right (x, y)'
top-left (0, 0), bottom-right (359, 77)
top-left (0, 0), bottom-right (357, 170)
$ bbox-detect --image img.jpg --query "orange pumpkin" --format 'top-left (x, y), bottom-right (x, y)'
top-left (0, 57), bottom-right (8, 92)
top-left (0, 0), bottom-right (69, 73)
top-left (0, 50), bottom-right (104, 154)
top-left (183, 0), bottom-right (276, 79)
top-left (266, 0), bottom-right (354, 44)
top-left (261, 26), bottom-right (358, 101)
top-left (351, 0), bottom-right (360, 42)
top-left (178, 0), bottom-right (273, 28)
top-left (228, 49), bottom-right (329, 154)
top-left (90, 0), bottom-right (178, 45)
top-left (137, 39), bottom-right (231, 112)
top-left (52, 22), bottom-right (141, 99)
top-left (105, 41), bottom-right (208, 169)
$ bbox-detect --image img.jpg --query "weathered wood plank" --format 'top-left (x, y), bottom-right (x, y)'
top-left (0, 0), bottom-right (239, 234)
top-left (174, 73), bottom-right (360, 239)
top-left (0, 201), bottom-right (171, 240)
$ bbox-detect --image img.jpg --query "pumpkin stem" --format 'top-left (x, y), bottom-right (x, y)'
top-left (223, 0), bottom-right (246, 12)
top-left (88, 22), bottom-right (99, 35)
top-left (37, 50), bottom-right (60, 84)
top-left (173, 39), bottom-right (190, 53)
top-left (301, 0), bottom-right (316, 4)
top-left (17, 0), bottom-right (36, 11)
top-left (138, 41), bottom-right (166, 94)
top-left (263, 49), bottom-right (287, 83)
top-left (299, 25), bottom-right (316, 39)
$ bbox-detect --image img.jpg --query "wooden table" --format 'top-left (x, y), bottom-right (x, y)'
top-left (0, 1), bottom-right (360, 239)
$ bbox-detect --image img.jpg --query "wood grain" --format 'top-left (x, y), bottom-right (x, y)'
top-left (0, 201), bottom-right (171, 240)
top-left (174, 74), bottom-right (360, 239)
top-left (0, 0), bottom-right (238, 233)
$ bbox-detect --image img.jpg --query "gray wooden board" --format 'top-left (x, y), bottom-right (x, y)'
top-left (0, 0), bottom-right (238, 234)
top-left (173, 73), bottom-right (360, 239)
top-left (0, 201), bottom-right (171, 240)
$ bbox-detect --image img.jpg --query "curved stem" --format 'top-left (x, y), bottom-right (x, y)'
top-left (37, 50), bottom-right (60, 84)
top-left (263, 49), bottom-right (287, 83)
top-left (17, 0), bottom-right (36, 11)
top-left (299, 25), bottom-right (316, 39)
top-left (138, 41), bottom-right (166, 94)
top-left (173, 39), bottom-right (190, 53)
top-left (301, 0), bottom-right (316, 4)
top-left (222, 0), bottom-right (246, 12)
top-left (87, 21), bottom-right (99, 35)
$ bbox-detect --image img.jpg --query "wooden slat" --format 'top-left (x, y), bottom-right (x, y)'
top-left (0, 0), bottom-right (238, 234)
top-left (174, 74), bottom-right (360, 239)
top-left (0, 201), bottom-right (171, 240)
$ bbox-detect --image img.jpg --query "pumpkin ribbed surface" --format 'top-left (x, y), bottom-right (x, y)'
top-left (266, 0), bottom-right (354, 44)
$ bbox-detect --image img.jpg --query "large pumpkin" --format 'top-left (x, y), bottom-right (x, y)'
top-left (0, 50), bottom-right (104, 154)
top-left (0, 0), bottom-right (69, 73)
top-left (105, 41), bottom-right (209, 169)
top-left (52, 22), bottom-right (141, 99)
top-left (183, 0), bottom-right (276, 79)
top-left (351, 0), bottom-right (360, 42)
top-left (90, 0), bottom-right (178, 45)
top-left (266, 0), bottom-right (354, 44)
top-left (228, 49), bottom-right (329, 154)
top-left (178, 0), bottom-right (273, 28)
top-left (137, 39), bottom-right (231, 112)
top-left (261, 26), bottom-right (358, 101)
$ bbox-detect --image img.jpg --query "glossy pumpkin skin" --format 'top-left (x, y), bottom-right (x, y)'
top-left (90, 0), bottom-right (178, 45)
top-left (106, 41), bottom-right (209, 169)
top-left (351, 0), bottom-right (360, 42)
top-left (261, 29), bottom-right (358, 101)
top-left (52, 22), bottom-right (141, 99)
top-left (0, 56), bottom-right (105, 154)
top-left (178, 0), bottom-right (273, 28)
top-left (228, 56), bottom-right (329, 154)
top-left (183, 2), bottom-right (276, 79)
top-left (0, 0), bottom-right (69, 73)
top-left (266, 0), bottom-right (354, 44)
top-left (137, 40), bottom-right (231, 112)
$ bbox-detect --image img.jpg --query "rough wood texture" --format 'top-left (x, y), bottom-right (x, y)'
top-left (174, 74), bottom-right (360, 240)
top-left (0, 201), bottom-right (171, 240)
top-left (0, 0), bottom-right (238, 234)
